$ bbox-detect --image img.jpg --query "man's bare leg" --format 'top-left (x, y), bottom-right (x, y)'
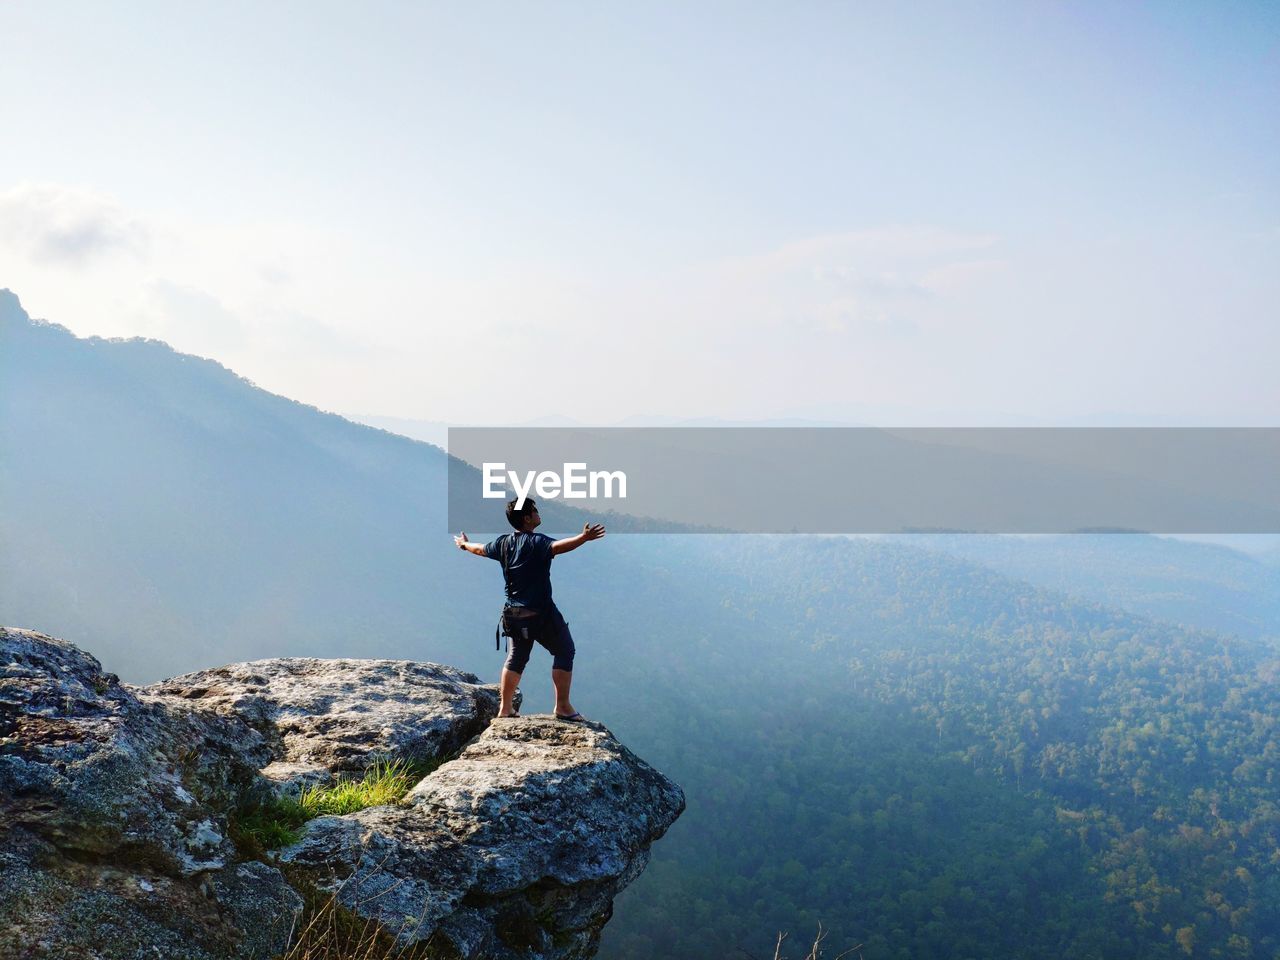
top-left (498, 668), bottom-right (521, 718)
top-left (552, 668), bottom-right (577, 718)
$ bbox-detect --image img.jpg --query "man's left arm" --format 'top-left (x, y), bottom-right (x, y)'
top-left (551, 523), bottom-right (606, 556)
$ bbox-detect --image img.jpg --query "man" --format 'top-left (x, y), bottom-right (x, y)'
top-left (455, 498), bottom-right (605, 721)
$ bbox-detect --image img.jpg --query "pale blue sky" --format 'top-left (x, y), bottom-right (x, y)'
top-left (1, 1), bottom-right (1276, 424)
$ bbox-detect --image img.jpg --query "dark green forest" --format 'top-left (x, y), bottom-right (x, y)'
top-left (4, 294), bottom-right (1279, 959)
top-left (588, 539), bottom-right (1280, 959)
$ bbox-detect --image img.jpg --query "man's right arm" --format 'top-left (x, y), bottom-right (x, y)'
top-left (454, 532), bottom-right (489, 556)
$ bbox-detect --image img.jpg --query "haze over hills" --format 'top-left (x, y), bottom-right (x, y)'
top-left (343, 413), bottom-right (864, 450)
top-left (4, 290), bottom-right (1280, 959)
top-left (0, 289), bottom-right (479, 681)
top-left (355, 409), bottom-right (1280, 552)
top-left (894, 533), bottom-right (1280, 644)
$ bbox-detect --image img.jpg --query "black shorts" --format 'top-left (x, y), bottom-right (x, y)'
top-left (502, 604), bottom-right (575, 673)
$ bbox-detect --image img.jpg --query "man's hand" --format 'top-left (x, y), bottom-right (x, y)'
top-left (552, 522), bottom-right (606, 556)
top-left (454, 531), bottom-right (469, 549)
top-left (455, 532), bottom-right (486, 556)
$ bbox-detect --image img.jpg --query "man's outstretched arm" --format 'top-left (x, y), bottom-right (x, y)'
top-left (454, 532), bottom-right (487, 556)
top-left (552, 522), bottom-right (606, 556)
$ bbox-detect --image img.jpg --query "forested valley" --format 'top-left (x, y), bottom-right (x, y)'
top-left (589, 538), bottom-right (1280, 960)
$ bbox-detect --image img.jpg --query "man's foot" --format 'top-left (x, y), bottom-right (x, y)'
top-left (555, 711), bottom-right (586, 722)
top-left (495, 709), bottom-right (520, 719)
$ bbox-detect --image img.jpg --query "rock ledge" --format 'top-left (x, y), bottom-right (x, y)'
top-left (0, 627), bottom-right (684, 960)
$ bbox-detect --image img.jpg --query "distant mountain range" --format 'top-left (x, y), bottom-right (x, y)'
top-left (893, 532), bottom-right (1280, 643)
top-left (5, 287), bottom-right (1279, 960)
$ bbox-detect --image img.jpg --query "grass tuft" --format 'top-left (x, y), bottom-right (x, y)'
top-left (233, 797), bottom-right (311, 853)
top-left (234, 757), bottom-right (440, 855)
top-left (297, 759), bottom-right (418, 818)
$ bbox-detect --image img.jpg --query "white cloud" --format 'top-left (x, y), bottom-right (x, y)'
top-left (0, 182), bottom-right (148, 266)
top-left (682, 225), bottom-right (1005, 342)
top-left (6, 188), bottom-right (1268, 426)
top-left (921, 258), bottom-right (1009, 294)
top-left (809, 297), bottom-right (919, 338)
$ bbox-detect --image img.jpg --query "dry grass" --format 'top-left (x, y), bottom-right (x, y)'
top-left (275, 881), bottom-right (447, 960)
top-left (274, 845), bottom-right (454, 960)
top-left (770, 925), bottom-right (863, 960)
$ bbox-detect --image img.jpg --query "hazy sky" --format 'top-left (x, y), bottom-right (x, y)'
top-left (1, 1), bottom-right (1276, 425)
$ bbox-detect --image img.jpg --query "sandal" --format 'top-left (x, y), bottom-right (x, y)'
top-left (554, 711), bottom-right (586, 723)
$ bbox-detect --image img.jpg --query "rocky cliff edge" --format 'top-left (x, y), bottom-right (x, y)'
top-left (0, 627), bottom-right (684, 959)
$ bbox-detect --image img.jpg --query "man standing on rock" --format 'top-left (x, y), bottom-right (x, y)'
top-left (455, 497), bottom-right (605, 722)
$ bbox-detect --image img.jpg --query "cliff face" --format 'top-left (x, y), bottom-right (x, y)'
top-left (0, 627), bottom-right (685, 959)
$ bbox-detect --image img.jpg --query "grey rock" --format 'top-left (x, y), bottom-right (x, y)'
top-left (0, 827), bottom-right (302, 960)
top-left (209, 860), bottom-right (306, 955)
top-left (2, 628), bottom-right (683, 960)
top-left (148, 656), bottom-right (503, 792)
top-left (278, 717), bottom-right (686, 957)
top-left (0, 627), bottom-right (268, 875)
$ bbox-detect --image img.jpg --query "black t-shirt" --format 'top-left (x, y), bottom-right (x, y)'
top-left (483, 531), bottom-right (555, 610)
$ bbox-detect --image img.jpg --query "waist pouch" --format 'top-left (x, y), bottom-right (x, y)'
top-left (496, 605), bottom-right (555, 649)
